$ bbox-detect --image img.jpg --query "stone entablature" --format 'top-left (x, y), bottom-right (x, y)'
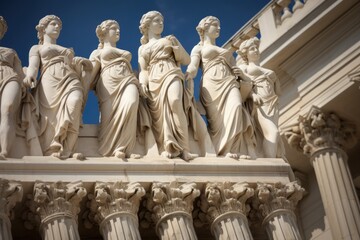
top-left (0, 157), bottom-right (301, 239)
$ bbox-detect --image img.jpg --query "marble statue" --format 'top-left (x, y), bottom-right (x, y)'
top-left (23, 15), bottom-right (92, 160)
top-left (138, 11), bottom-right (207, 161)
top-left (89, 20), bottom-right (140, 159)
top-left (237, 37), bottom-right (281, 158)
top-left (186, 16), bottom-right (256, 159)
top-left (0, 16), bottom-right (23, 160)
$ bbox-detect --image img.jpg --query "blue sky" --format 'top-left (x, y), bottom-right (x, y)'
top-left (1, 0), bottom-right (269, 123)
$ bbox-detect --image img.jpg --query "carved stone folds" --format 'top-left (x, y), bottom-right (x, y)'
top-left (86, 182), bottom-right (145, 240)
top-left (200, 182), bottom-right (254, 240)
top-left (255, 181), bottom-right (304, 240)
top-left (146, 182), bottom-right (200, 240)
top-left (0, 178), bottom-right (23, 240)
top-left (28, 181), bottom-right (87, 240)
top-left (285, 106), bottom-right (360, 239)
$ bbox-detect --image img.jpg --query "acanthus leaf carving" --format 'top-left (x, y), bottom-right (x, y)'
top-left (146, 182), bottom-right (200, 224)
top-left (84, 181), bottom-right (145, 227)
top-left (198, 182), bottom-right (254, 225)
top-left (254, 181), bottom-right (304, 219)
top-left (24, 180), bottom-right (86, 229)
top-left (0, 178), bottom-right (23, 219)
top-left (284, 106), bottom-right (357, 156)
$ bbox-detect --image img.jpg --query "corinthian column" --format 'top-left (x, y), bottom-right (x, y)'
top-left (87, 182), bottom-right (145, 240)
top-left (285, 106), bottom-right (360, 239)
top-left (200, 182), bottom-right (254, 240)
top-left (30, 181), bottom-right (86, 240)
top-left (0, 179), bottom-right (23, 240)
top-left (255, 182), bottom-right (304, 240)
top-left (147, 182), bottom-right (200, 240)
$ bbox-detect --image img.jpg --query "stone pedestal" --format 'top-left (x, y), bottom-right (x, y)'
top-left (285, 106), bottom-right (360, 239)
top-left (30, 181), bottom-right (86, 240)
top-left (255, 182), bottom-right (304, 240)
top-left (87, 182), bottom-right (145, 240)
top-left (0, 179), bottom-right (23, 240)
top-left (201, 182), bottom-right (254, 240)
top-left (147, 182), bottom-right (200, 240)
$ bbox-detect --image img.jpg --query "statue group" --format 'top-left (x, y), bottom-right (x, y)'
top-left (0, 12), bottom-right (282, 161)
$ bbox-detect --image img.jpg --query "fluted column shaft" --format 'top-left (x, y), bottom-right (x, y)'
top-left (156, 211), bottom-right (197, 240)
top-left (211, 212), bottom-right (253, 240)
top-left (263, 209), bottom-right (302, 240)
top-left (312, 148), bottom-right (360, 239)
top-left (100, 212), bottom-right (141, 240)
top-left (0, 213), bottom-right (12, 240)
top-left (285, 107), bottom-right (360, 239)
top-left (41, 214), bottom-right (80, 240)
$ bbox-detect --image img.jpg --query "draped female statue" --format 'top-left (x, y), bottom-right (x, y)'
top-left (89, 20), bottom-right (139, 158)
top-left (237, 37), bottom-right (281, 158)
top-left (0, 16), bottom-right (23, 159)
top-left (138, 11), bottom-right (208, 160)
top-left (24, 15), bottom-right (91, 159)
top-left (186, 16), bottom-right (256, 159)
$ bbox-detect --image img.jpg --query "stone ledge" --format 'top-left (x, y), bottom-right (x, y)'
top-left (0, 157), bottom-right (294, 185)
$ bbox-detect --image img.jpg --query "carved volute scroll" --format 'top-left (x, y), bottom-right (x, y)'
top-left (285, 106), bottom-right (357, 157)
top-left (86, 181), bottom-right (145, 226)
top-left (147, 182), bottom-right (200, 223)
top-left (201, 182), bottom-right (254, 224)
top-left (24, 181), bottom-right (86, 229)
top-left (0, 178), bottom-right (23, 219)
top-left (255, 181), bottom-right (304, 219)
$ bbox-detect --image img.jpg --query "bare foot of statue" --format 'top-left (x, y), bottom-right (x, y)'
top-left (161, 151), bottom-right (173, 159)
top-left (226, 152), bottom-right (239, 160)
top-left (51, 152), bottom-right (62, 159)
top-left (182, 151), bottom-right (198, 161)
top-left (0, 153), bottom-right (7, 160)
top-left (72, 152), bottom-right (85, 160)
top-left (239, 154), bottom-right (251, 159)
top-left (115, 151), bottom-right (126, 159)
top-left (129, 154), bottom-right (141, 159)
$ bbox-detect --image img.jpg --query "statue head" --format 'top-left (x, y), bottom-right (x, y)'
top-left (96, 19), bottom-right (120, 49)
top-left (139, 11), bottom-right (163, 45)
top-left (36, 15), bottom-right (62, 45)
top-left (196, 16), bottom-right (220, 44)
top-left (0, 16), bottom-right (8, 40)
top-left (237, 37), bottom-right (260, 64)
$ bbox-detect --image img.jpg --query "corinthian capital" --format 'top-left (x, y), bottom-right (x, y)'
top-left (146, 182), bottom-right (200, 223)
top-left (200, 182), bottom-right (254, 224)
top-left (86, 182), bottom-right (145, 226)
top-left (0, 178), bottom-right (23, 218)
top-left (31, 181), bottom-right (86, 220)
top-left (284, 106), bottom-right (357, 156)
top-left (255, 181), bottom-right (304, 218)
